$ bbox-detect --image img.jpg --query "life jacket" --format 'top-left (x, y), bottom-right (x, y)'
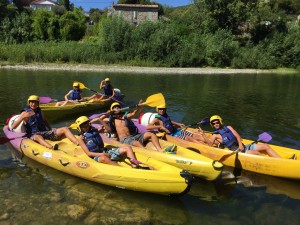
top-left (215, 125), bottom-right (237, 148)
top-left (156, 113), bottom-right (177, 133)
top-left (23, 107), bottom-right (46, 134)
top-left (104, 84), bottom-right (113, 96)
top-left (82, 127), bottom-right (104, 152)
top-left (70, 90), bottom-right (81, 100)
top-left (109, 112), bottom-right (139, 136)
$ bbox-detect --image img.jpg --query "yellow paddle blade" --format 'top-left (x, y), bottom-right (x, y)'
top-left (75, 81), bottom-right (88, 90)
top-left (142, 93), bottom-right (165, 107)
top-left (69, 123), bottom-right (78, 130)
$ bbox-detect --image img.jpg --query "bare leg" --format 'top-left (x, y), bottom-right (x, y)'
top-left (119, 146), bottom-right (136, 160)
top-left (97, 154), bottom-right (120, 166)
top-left (253, 143), bottom-right (281, 158)
top-left (32, 134), bottom-right (53, 149)
top-left (55, 127), bottom-right (90, 153)
top-left (143, 132), bottom-right (164, 152)
top-left (55, 101), bottom-right (68, 107)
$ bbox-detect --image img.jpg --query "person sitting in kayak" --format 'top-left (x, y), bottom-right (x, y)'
top-left (84, 78), bottom-right (116, 102)
top-left (11, 95), bottom-right (89, 152)
top-left (97, 102), bottom-right (176, 153)
top-left (146, 104), bottom-right (206, 143)
top-left (55, 82), bottom-right (84, 106)
top-left (73, 116), bottom-right (138, 167)
top-left (199, 115), bottom-right (281, 158)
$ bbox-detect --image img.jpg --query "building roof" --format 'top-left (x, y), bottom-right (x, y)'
top-left (30, 0), bottom-right (57, 6)
top-left (113, 4), bottom-right (159, 9)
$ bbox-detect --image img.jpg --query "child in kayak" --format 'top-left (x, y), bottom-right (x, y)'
top-left (96, 102), bottom-right (176, 153)
top-left (200, 115), bottom-right (283, 158)
top-left (11, 95), bottom-right (88, 152)
top-left (146, 104), bottom-right (205, 143)
top-left (73, 116), bottom-right (139, 167)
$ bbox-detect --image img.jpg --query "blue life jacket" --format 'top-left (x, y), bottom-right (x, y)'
top-left (156, 113), bottom-right (177, 133)
top-left (82, 127), bottom-right (104, 152)
top-left (70, 90), bottom-right (81, 100)
top-left (24, 107), bottom-right (46, 134)
top-left (104, 84), bottom-right (113, 96)
top-left (216, 125), bottom-right (237, 148)
top-left (109, 113), bottom-right (139, 136)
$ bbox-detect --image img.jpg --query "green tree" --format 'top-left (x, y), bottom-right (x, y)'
top-left (97, 17), bottom-right (132, 52)
top-left (59, 9), bottom-right (86, 41)
top-left (32, 10), bottom-right (59, 41)
top-left (0, 12), bottom-right (33, 44)
top-left (0, 0), bottom-right (17, 19)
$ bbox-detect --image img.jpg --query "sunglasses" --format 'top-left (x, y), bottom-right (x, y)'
top-left (211, 121), bottom-right (220, 125)
top-left (80, 121), bottom-right (90, 127)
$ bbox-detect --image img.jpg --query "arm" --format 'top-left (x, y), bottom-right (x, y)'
top-left (78, 135), bottom-right (107, 158)
top-left (198, 128), bottom-right (217, 146)
top-left (147, 118), bottom-right (170, 134)
top-left (99, 80), bottom-right (105, 89)
top-left (125, 100), bottom-right (143, 119)
top-left (171, 120), bottom-right (185, 128)
top-left (64, 91), bottom-right (72, 101)
top-left (108, 87), bottom-right (115, 99)
top-left (227, 126), bottom-right (244, 151)
top-left (11, 111), bottom-right (31, 130)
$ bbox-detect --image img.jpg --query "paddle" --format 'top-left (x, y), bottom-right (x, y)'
top-left (76, 81), bottom-right (125, 105)
top-left (40, 96), bottom-right (59, 104)
top-left (184, 117), bottom-right (210, 128)
top-left (0, 134), bottom-right (28, 145)
top-left (218, 132), bottom-right (272, 162)
top-left (89, 93), bottom-right (165, 119)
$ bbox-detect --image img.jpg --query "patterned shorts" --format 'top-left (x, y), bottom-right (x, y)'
top-left (30, 130), bottom-right (59, 141)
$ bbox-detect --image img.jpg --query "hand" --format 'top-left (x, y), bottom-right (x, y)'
top-left (22, 110), bottom-right (35, 119)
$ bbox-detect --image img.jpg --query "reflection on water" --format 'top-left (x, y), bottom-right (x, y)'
top-left (0, 69), bottom-right (300, 224)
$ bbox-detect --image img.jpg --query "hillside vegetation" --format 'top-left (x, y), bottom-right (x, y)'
top-left (0, 0), bottom-right (300, 69)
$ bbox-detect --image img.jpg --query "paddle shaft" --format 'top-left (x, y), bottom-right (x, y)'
top-left (0, 134), bottom-right (28, 145)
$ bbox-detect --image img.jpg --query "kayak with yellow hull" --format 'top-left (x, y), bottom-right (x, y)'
top-left (40, 97), bottom-right (123, 122)
top-left (3, 126), bottom-right (192, 196)
top-left (164, 127), bottom-right (300, 180)
top-left (100, 133), bottom-right (223, 181)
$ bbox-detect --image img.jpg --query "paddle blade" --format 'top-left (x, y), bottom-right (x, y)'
top-left (142, 93), bottom-right (165, 108)
top-left (258, 132), bottom-right (272, 143)
top-left (39, 96), bottom-right (53, 104)
top-left (76, 81), bottom-right (88, 90)
top-left (198, 117), bottom-right (210, 126)
top-left (69, 123), bottom-right (78, 130)
top-left (0, 136), bottom-right (12, 144)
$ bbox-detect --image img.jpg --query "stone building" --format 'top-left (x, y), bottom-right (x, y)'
top-left (111, 4), bottom-right (159, 26)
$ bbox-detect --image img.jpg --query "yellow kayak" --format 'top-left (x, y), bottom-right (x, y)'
top-left (40, 99), bottom-right (114, 122)
top-left (164, 127), bottom-right (300, 180)
top-left (3, 126), bottom-right (192, 195)
top-left (101, 134), bottom-right (223, 181)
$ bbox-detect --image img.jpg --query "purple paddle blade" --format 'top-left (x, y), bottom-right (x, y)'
top-left (198, 117), bottom-right (210, 126)
top-left (39, 96), bottom-right (53, 104)
top-left (258, 132), bottom-right (272, 143)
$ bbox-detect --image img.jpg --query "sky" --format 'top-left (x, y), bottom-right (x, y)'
top-left (71, 0), bottom-right (193, 11)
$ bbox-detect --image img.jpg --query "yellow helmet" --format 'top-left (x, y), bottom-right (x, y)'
top-left (75, 116), bottom-right (90, 132)
top-left (156, 104), bottom-right (166, 112)
top-left (73, 82), bottom-right (79, 87)
top-left (210, 115), bottom-right (223, 125)
top-left (110, 102), bottom-right (121, 111)
top-left (27, 95), bottom-right (40, 105)
top-left (105, 78), bottom-right (110, 82)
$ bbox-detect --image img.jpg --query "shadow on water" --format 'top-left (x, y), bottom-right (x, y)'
top-left (1, 145), bottom-right (191, 225)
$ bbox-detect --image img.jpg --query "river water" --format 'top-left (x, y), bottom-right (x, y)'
top-left (0, 69), bottom-right (299, 224)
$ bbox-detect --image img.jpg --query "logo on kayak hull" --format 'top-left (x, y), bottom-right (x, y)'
top-left (76, 161), bottom-right (90, 169)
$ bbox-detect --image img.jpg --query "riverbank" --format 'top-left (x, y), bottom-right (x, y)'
top-left (0, 62), bottom-right (299, 74)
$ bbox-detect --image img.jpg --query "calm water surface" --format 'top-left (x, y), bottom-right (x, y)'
top-left (0, 69), bottom-right (300, 224)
